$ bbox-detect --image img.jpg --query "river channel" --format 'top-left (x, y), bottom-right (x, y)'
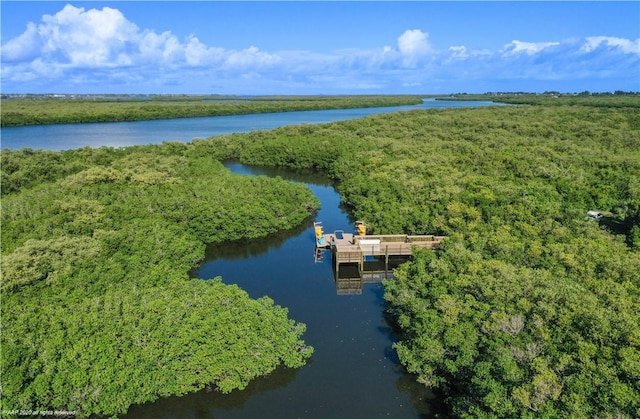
top-left (1, 98), bottom-right (499, 151)
top-left (4, 100), bottom-right (502, 417)
top-left (123, 162), bottom-right (439, 419)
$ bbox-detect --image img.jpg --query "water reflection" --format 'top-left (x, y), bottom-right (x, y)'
top-left (329, 256), bottom-right (411, 295)
top-left (126, 162), bottom-right (443, 418)
top-left (196, 215), bottom-right (314, 264)
top-left (124, 365), bottom-right (301, 418)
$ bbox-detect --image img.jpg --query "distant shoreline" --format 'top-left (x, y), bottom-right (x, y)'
top-left (0, 95), bottom-right (426, 127)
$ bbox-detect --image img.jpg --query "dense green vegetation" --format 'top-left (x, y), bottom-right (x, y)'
top-left (3, 95), bottom-right (639, 417)
top-left (182, 98), bottom-right (640, 417)
top-left (1, 145), bottom-right (318, 417)
top-left (0, 95), bottom-right (424, 126)
top-left (449, 91), bottom-right (640, 109)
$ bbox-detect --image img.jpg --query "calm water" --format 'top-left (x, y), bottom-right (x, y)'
top-left (123, 163), bottom-right (442, 419)
top-left (1, 99), bottom-right (499, 151)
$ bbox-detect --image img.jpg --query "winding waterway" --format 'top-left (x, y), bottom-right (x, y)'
top-left (124, 163), bottom-right (440, 418)
top-left (4, 100), bottom-right (501, 417)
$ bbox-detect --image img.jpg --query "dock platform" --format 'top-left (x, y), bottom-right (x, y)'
top-left (317, 231), bottom-right (445, 276)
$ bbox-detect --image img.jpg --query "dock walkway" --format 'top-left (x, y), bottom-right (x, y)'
top-left (318, 231), bottom-right (445, 275)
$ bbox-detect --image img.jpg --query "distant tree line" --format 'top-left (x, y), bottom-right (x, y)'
top-left (0, 95), bottom-right (424, 127)
top-left (449, 92), bottom-right (640, 108)
top-left (452, 91), bottom-right (639, 97)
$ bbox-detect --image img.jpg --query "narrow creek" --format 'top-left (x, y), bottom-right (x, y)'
top-left (124, 162), bottom-right (441, 418)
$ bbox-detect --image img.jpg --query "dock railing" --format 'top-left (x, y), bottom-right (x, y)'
top-left (330, 233), bottom-right (446, 274)
top-left (353, 234), bottom-right (445, 246)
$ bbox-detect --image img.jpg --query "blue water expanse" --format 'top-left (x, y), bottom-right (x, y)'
top-left (1, 99), bottom-right (500, 151)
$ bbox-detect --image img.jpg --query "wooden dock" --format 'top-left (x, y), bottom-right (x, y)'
top-left (318, 231), bottom-right (446, 276)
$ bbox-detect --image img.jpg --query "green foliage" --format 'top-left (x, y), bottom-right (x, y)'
top-left (1, 144), bottom-right (318, 416)
top-left (193, 98), bottom-right (640, 417)
top-left (1, 146), bottom-right (132, 195)
top-left (387, 241), bottom-right (640, 417)
top-left (0, 95), bottom-right (423, 126)
top-left (2, 279), bottom-right (312, 417)
top-left (1, 236), bottom-right (103, 292)
top-left (450, 92), bottom-right (640, 109)
top-left (324, 103), bottom-right (638, 417)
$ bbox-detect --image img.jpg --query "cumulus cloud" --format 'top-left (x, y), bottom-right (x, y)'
top-left (398, 29), bottom-right (430, 55)
top-left (224, 46), bottom-right (280, 68)
top-left (1, 4), bottom-right (638, 93)
top-left (580, 36), bottom-right (640, 54)
top-left (39, 4), bottom-right (138, 66)
top-left (0, 4), bottom-right (280, 81)
top-left (1, 22), bottom-right (43, 62)
top-left (397, 29), bottom-right (431, 66)
top-left (502, 40), bottom-right (560, 56)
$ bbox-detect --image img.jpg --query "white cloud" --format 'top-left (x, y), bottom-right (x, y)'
top-left (0, 3), bottom-right (286, 85)
top-left (398, 29), bottom-right (431, 55)
top-left (38, 4), bottom-right (139, 67)
top-left (501, 40), bottom-right (560, 56)
top-left (184, 36), bottom-right (218, 66)
top-left (580, 36), bottom-right (640, 54)
top-left (138, 31), bottom-right (181, 64)
top-left (1, 22), bottom-right (42, 62)
top-left (449, 46), bottom-right (468, 59)
top-left (397, 29), bottom-right (431, 66)
top-left (446, 46), bottom-right (493, 62)
top-left (224, 46), bottom-right (280, 69)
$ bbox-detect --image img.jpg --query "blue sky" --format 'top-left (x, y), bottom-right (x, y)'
top-left (1, 1), bottom-right (639, 94)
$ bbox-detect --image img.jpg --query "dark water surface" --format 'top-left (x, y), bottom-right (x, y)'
top-left (123, 163), bottom-right (440, 418)
top-left (1, 99), bottom-right (500, 151)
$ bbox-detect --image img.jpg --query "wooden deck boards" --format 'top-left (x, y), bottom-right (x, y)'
top-left (319, 231), bottom-right (445, 276)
